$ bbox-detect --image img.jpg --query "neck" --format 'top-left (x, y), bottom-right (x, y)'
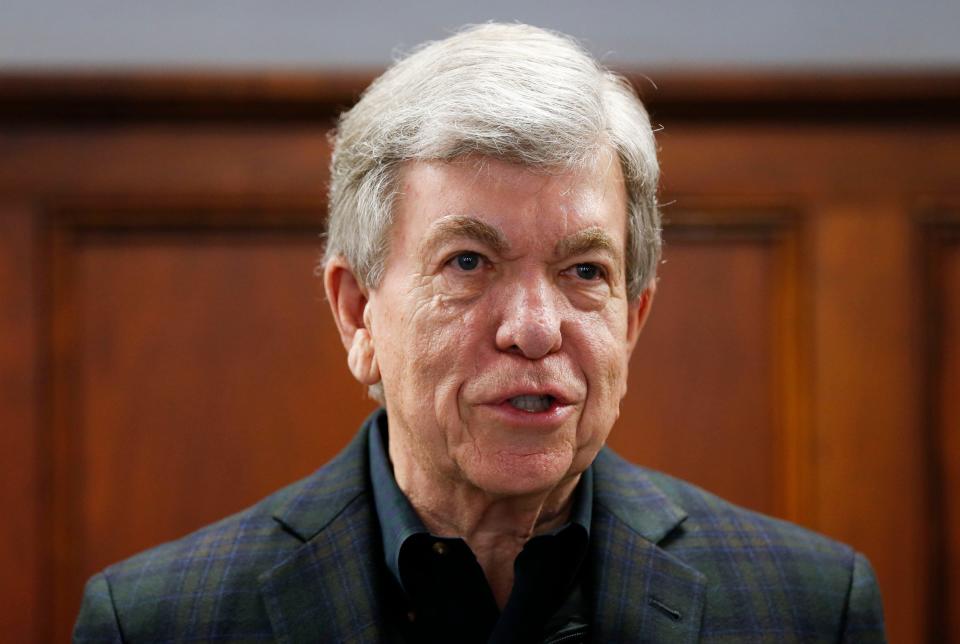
top-left (390, 444), bottom-right (580, 609)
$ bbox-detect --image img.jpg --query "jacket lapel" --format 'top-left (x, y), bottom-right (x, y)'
top-left (254, 422), bottom-right (707, 643)
top-left (258, 428), bottom-right (387, 644)
top-left (590, 449), bottom-right (706, 643)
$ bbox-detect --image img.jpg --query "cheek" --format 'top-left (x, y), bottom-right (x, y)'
top-left (575, 311), bottom-right (632, 419)
top-left (398, 294), bottom-right (482, 398)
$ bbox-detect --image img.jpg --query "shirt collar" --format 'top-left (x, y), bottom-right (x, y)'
top-left (368, 409), bottom-right (427, 584)
top-left (367, 408), bottom-right (594, 583)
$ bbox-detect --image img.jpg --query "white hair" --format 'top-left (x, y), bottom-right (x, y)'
top-left (325, 22), bottom-right (661, 300)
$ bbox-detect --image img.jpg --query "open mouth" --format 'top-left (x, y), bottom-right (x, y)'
top-left (507, 394), bottom-right (556, 413)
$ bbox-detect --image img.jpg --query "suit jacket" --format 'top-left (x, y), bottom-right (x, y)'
top-left (74, 419), bottom-right (886, 643)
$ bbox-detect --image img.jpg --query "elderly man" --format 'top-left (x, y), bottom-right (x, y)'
top-left (75, 24), bottom-right (885, 643)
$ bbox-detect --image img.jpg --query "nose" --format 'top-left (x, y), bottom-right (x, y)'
top-left (495, 275), bottom-right (563, 359)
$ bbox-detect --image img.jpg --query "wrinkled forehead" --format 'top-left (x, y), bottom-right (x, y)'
top-left (390, 151), bottom-right (629, 258)
top-left (394, 147), bottom-right (626, 211)
top-left (433, 146), bottom-right (622, 184)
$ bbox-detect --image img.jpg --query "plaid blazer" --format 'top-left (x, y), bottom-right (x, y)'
top-left (74, 418), bottom-right (886, 643)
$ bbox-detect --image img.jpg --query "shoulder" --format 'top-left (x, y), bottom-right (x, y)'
top-left (101, 471), bottom-right (317, 593)
top-left (647, 464), bottom-right (851, 559)
top-left (593, 448), bottom-right (886, 640)
top-left (74, 428), bottom-right (372, 641)
top-left (595, 447), bottom-right (852, 566)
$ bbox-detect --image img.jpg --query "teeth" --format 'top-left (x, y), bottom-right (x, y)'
top-left (508, 395), bottom-right (553, 413)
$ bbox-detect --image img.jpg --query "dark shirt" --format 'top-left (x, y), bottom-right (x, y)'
top-left (368, 410), bottom-right (592, 644)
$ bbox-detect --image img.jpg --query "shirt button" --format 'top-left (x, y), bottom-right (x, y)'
top-left (432, 541), bottom-right (448, 556)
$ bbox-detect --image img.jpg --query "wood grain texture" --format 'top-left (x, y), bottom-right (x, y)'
top-left (2, 70), bottom-right (958, 122)
top-left (50, 221), bottom-right (378, 641)
top-left (926, 220), bottom-right (960, 642)
top-left (0, 71), bottom-right (956, 643)
top-left (658, 124), bottom-right (960, 199)
top-left (944, 241), bottom-right (960, 643)
top-left (0, 126), bottom-right (332, 197)
top-left (0, 206), bottom-right (41, 642)
top-left (809, 204), bottom-right (927, 644)
top-left (655, 122), bottom-right (960, 643)
top-left (76, 230), bottom-right (373, 563)
top-left (614, 213), bottom-right (794, 517)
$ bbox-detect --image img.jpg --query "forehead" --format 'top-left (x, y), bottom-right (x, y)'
top-left (392, 153), bottom-right (628, 251)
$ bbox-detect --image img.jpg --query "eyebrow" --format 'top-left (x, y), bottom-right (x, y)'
top-left (554, 227), bottom-right (622, 266)
top-left (418, 215), bottom-right (510, 258)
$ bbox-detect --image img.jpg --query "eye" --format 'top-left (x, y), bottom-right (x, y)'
top-left (450, 252), bottom-right (484, 271)
top-left (573, 263), bottom-right (604, 281)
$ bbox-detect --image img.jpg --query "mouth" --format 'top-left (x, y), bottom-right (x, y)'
top-left (480, 387), bottom-right (576, 428)
top-left (507, 394), bottom-right (556, 413)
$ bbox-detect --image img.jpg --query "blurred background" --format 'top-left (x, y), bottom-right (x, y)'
top-left (1, 1), bottom-right (958, 641)
top-left (3, 0), bottom-right (960, 70)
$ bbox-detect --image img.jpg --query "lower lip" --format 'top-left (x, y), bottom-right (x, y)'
top-left (481, 399), bottom-right (575, 428)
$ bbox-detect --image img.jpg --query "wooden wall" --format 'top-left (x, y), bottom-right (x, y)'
top-left (1, 71), bottom-right (958, 643)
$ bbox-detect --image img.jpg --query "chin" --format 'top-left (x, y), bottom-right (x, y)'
top-left (460, 448), bottom-right (576, 497)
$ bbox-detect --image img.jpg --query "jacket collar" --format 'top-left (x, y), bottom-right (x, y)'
top-left (258, 419), bottom-right (706, 643)
top-left (259, 421), bottom-right (387, 643)
top-left (589, 448), bottom-right (707, 643)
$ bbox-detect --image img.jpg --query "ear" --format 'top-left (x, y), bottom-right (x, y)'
top-left (625, 278), bottom-right (656, 356)
top-left (323, 256), bottom-right (381, 386)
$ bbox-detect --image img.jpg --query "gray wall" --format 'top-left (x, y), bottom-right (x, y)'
top-left (2, 0), bottom-right (959, 70)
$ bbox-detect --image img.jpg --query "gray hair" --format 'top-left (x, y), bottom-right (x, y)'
top-left (325, 22), bottom-right (661, 300)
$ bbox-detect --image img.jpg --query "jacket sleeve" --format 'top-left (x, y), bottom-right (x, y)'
top-left (841, 552), bottom-right (887, 643)
top-left (73, 573), bottom-right (124, 643)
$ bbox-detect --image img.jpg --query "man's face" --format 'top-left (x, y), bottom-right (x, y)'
top-left (364, 153), bottom-right (649, 497)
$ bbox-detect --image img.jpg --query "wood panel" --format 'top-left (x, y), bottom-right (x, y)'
top-left (1, 72), bottom-right (958, 643)
top-left (658, 124), bottom-right (960, 199)
top-left (942, 235), bottom-right (960, 643)
top-left (944, 239), bottom-right (960, 643)
top-left (50, 218), bottom-right (378, 641)
top-left (809, 203), bottom-right (927, 644)
top-left (925, 217), bottom-right (960, 642)
top-left (657, 123), bottom-right (960, 644)
top-left (613, 211), bottom-right (800, 519)
top-left (0, 125), bottom-right (332, 197)
top-left (0, 206), bottom-right (41, 642)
